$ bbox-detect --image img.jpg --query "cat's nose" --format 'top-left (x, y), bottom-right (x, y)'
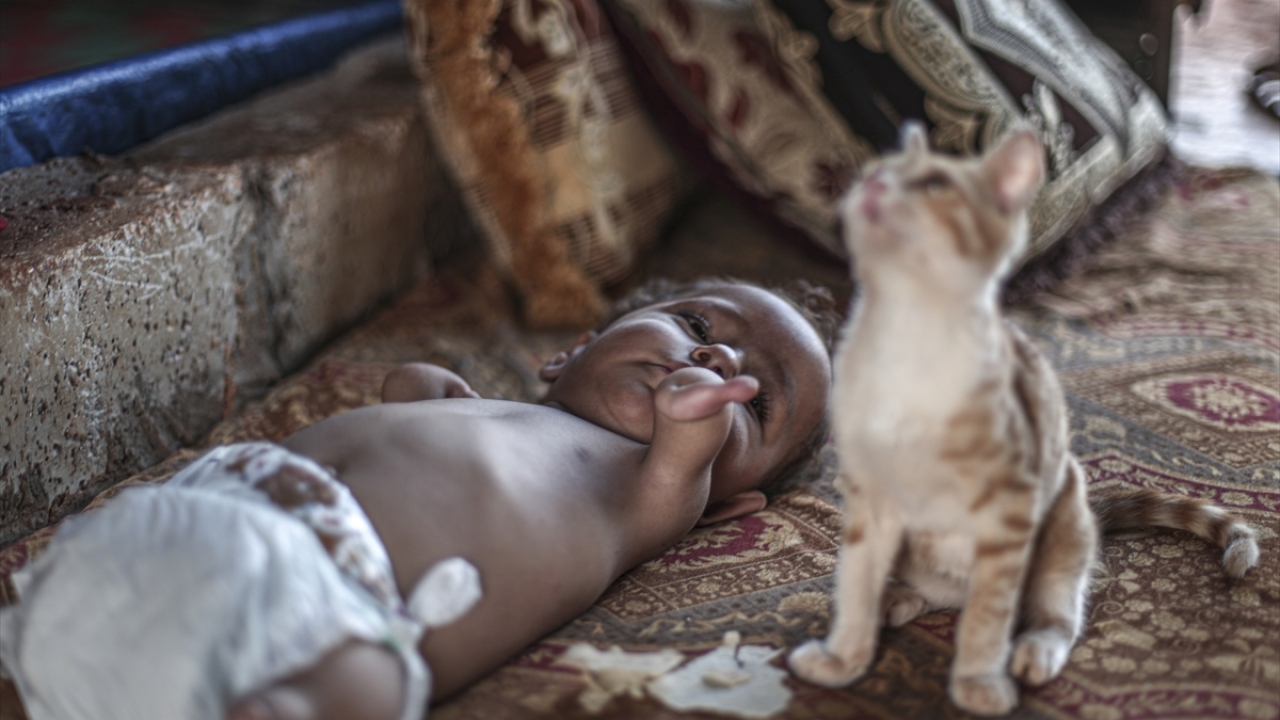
top-left (690, 344), bottom-right (742, 379)
top-left (859, 174), bottom-right (887, 222)
top-left (863, 170), bottom-right (887, 193)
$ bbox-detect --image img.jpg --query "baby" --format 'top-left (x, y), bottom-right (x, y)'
top-left (0, 277), bottom-right (836, 720)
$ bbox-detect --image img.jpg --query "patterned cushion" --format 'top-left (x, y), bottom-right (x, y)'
top-left (402, 0), bottom-right (689, 328)
top-left (603, 0), bottom-right (1171, 292)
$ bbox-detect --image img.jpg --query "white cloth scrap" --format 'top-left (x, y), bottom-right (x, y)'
top-left (560, 632), bottom-right (794, 718)
top-left (647, 644), bottom-right (793, 719)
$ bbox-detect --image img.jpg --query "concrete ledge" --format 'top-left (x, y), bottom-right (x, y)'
top-left (0, 160), bottom-right (246, 542)
top-left (0, 39), bottom-right (453, 543)
top-left (134, 39), bottom-right (442, 396)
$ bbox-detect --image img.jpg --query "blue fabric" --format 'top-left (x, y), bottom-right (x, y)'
top-left (0, 1), bottom-right (402, 173)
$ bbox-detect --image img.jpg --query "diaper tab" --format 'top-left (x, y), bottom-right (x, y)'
top-left (407, 557), bottom-right (483, 629)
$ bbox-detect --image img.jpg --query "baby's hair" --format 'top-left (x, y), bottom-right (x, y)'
top-left (605, 277), bottom-right (841, 354)
top-left (605, 277), bottom-right (841, 498)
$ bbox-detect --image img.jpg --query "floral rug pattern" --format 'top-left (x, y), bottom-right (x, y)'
top-left (1, 167), bottom-right (1277, 720)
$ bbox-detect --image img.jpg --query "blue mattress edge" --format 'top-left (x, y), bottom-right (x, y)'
top-left (0, 0), bottom-right (404, 174)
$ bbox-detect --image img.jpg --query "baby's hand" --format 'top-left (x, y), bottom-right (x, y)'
top-left (655, 367), bottom-right (759, 423)
top-left (641, 368), bottom-right (759, 516)
top-left (382, 363), bottom-right (480, 403)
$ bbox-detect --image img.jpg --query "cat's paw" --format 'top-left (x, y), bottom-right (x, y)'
top-left (950, 673), bottom-right (1018, 716)
top-left (788, 640), bottom-right (871, 688)
top-left (1010, 628), bottom-right (1073, 686)
top-left (882, 583), bottom-right (932, 627)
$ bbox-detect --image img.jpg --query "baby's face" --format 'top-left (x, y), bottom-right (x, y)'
top-left (542, 285), bottom-right (831, 503)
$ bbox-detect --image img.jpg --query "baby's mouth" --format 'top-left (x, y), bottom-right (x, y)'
top-left (641, 361), bottom-right (688, 392)
top-left (647, 360), bottom-right (690, 376)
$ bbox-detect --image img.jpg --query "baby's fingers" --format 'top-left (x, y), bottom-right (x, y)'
top-left (445, 380), bottom-right (481, 399)
top-left (659, 369), bottom-right (758, 422)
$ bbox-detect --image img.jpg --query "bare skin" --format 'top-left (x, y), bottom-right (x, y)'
top-left (227, 642), bottom-right (405, 720)
top-left (228, 284), bottom-right (832, 719)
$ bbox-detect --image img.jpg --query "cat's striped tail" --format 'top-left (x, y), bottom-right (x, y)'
top-left (1090, 488), bottom-right (1260, 578)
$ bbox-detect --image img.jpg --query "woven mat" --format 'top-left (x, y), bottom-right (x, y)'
top-left (1, 168), bottom-right (1277, 720)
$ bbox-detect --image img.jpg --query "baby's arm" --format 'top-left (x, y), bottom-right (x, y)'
top-left (642, 367), bottom-right (758, 508)
top-left (381, 363), bottom-right (480, 403)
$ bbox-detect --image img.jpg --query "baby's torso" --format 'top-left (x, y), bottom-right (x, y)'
top-left (286, 399), bottom-right (645, 589)
top-left (282, 399), bottom-right (658, 694)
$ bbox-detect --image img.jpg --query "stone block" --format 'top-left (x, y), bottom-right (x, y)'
top-left (0, 38), bottom-right (450, 543)
top-left (0, 159), bottom-right (247, 542)
top-left (133, 37), bottom-right (439, 396)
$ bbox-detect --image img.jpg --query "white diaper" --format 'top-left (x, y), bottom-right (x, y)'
top-left (0, 442), bottom-right (482, 720)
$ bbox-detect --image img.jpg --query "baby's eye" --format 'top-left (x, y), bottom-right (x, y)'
top-left (749, 390), bottom-right (771, 423)
top-left (679, 312), bottom-right (711, 343)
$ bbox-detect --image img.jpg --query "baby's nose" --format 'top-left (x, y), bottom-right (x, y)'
top-left (690, 344), bottom-right (742, 378)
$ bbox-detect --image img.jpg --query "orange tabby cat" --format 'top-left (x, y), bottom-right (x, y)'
top-left (788, 124), bottom-right (1259, 716)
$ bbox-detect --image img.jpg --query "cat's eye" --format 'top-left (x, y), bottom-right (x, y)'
top-left (915, 172), bottom-right (951, 194)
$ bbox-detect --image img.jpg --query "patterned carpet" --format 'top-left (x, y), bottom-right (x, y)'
top-left (1, 166), bottom-right (1277, 719)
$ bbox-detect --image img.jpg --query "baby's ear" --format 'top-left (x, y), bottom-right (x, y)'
top-left (538, 331), bottom-right (596, 381)
top-left (696, 490), bottom-right (767, 526)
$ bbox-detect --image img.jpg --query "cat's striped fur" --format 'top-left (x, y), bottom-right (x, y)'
top-left (788, 124), bottom-right (1259, 716)
top-left (1091, 488), bottom-right (1258, 577)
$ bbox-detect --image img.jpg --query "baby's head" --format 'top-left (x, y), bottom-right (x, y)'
top-left (540, 277), bottom-right (838, 523)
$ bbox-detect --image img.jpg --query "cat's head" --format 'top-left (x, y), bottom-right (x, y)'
top-left (839, 122), bottom-right (1044, 299)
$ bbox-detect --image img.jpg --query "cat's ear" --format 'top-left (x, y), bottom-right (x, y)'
top-left (983, 129), bottom-right (1045, 213)
top-left (538, 331), bottom-right (596, 381)
top-left (901, 121), bottom-right (928, 156)
top-left (696, 490), bottom-right (768, 526)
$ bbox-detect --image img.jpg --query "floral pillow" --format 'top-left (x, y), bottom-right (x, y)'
top-left (403, 0), bottom-right (689, 327)
top-left (602, 0), bottom-right (1174, 297)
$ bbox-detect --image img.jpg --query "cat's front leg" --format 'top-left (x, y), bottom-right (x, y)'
top-left (789, 479), bottom-right (901, 687)
top-left (949, 520), bottom-right (1036, 716)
